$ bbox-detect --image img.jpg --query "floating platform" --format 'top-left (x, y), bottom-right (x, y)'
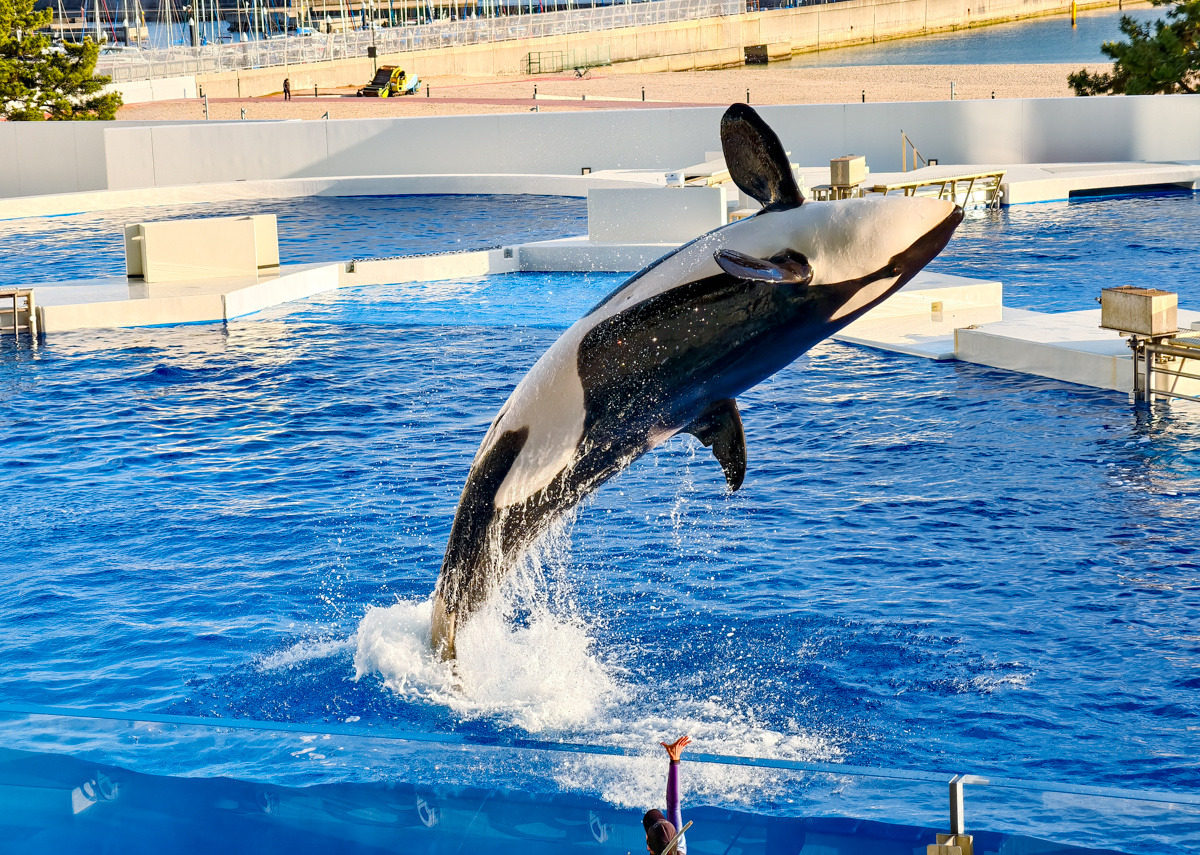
top-left (33, 263), bottom-right (340, 333)
top-left (836, 277), bottom-right (1200, 400)
top-left (25, 235), bottom-right (1199, 402)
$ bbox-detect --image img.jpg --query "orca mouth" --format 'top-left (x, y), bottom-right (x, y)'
top-left (893, 204), bottom-right (965, 282)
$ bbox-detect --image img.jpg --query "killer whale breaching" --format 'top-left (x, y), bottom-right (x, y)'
top-left (430, 104), bottom-right (964, 658)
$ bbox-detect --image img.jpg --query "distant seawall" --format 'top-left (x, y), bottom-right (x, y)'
top-left (193, 0), bottom-right (1124, 97)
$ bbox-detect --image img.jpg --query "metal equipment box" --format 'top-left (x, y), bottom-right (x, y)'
top-left (1100, 286), bottom-right (1178, 336)
top-left (830, 155), bottom-right (866, 187)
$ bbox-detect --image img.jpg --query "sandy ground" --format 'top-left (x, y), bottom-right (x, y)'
top-left (117, 62), bottom-right (1103, 122)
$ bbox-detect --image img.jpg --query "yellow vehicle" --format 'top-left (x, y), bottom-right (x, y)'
top-left (357, 66), bottom-right (419, 97)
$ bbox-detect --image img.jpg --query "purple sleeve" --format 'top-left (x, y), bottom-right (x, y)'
top-left (666, 761), bottom-right (686, 855)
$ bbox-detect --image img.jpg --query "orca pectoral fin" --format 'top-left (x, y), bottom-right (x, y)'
top-left (684, 398), bottom-right (747, 491)
top-left (720, 103), bottom-right (805, 211)
top-left (715, 249), bottom-right (813, 285)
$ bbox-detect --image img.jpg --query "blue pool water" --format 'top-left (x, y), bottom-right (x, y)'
top-left (783, 4), bottom-right (1162, 67)
top-left (0, 194), bottom-right (588, 285)
top-left (3, 192), bottom-right (1200, 852)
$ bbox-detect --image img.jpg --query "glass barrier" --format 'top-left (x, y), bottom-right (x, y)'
top-left (1, 703), bottom-right (1197, 855)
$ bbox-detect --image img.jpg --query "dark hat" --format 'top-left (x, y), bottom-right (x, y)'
top-left (642, 809), bottom-right (676, 855)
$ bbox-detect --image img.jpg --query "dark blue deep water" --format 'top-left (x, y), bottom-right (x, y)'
top-left (2, 191), bottom-right (1200, 852)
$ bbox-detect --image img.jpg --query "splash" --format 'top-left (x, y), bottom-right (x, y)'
top-left (354, 518), bottom-right (623, 732)
top-left (351, 530), bottom-right (840, 811)
top-left (256, 637), bottom-right (353, 672)
top-left (353, 597), bottom-right (620, 732)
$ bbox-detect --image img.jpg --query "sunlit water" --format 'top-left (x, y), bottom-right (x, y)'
top-left (783, 4), bottom-right (1160, 67)
top-left (0, 195), bottom-right (588, 286)
top-left (2, 192), bottom-right (1200, 849)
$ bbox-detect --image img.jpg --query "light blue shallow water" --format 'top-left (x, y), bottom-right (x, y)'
top-left (2, 192), bottom-right (1200, 852)
top-left (782, 4), bottom-right (1162, 67)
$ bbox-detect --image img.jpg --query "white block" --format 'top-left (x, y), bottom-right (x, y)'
top-left (125, 215), bottom-right (280, 283)
top-left (587, 187), bottom-right (726, 244)
top-left (137, 218), bottom-right (259, 283)
top-left (123, 225), bottom-right (143, 277)
top-left (251, 214), bottom-right (280, 268)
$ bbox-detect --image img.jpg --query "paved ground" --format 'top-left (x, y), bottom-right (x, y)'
top-left (117, 62), bottom-right (1104, 121)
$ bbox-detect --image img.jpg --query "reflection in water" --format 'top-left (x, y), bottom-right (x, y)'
top-left (783, 4), bottom-right (1161, 67)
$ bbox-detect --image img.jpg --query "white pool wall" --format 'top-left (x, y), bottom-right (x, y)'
top-left (5, 96), bottom-right (1200, 200)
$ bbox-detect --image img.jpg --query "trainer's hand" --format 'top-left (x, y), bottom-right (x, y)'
top-left (661, 735), bottom-right (691, 763)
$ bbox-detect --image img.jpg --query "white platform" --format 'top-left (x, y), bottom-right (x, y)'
top-left (34, 263), bottom-right (340, 333)
top-left (856, 161), bottom-right (1200, 206)
top-left (955, 307), bottom-right (1200, 395)
top-left (15, 193), bottom-right (1200, 402)
top-left (834, 272), bottom-right (1003, 361)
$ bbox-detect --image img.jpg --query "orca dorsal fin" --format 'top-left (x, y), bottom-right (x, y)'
top-left (684, 398), bottom-right (747, 491)
top-left (715, 249), bottom-right (813, 285)
top-left (720, 103), bottom-right (804, 211)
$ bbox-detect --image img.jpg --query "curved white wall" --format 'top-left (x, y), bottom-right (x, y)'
top-left (3, 96), bottom-right (1200, 201)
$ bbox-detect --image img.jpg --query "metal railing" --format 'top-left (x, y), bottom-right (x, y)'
top-left (3, 701), bottom-right (1200, 853)
top-left (1131, 332), bottom-right (1200, 406)
top-left (524, 44), bottom-right (611, 73)
top-left (97, 0), bottom-right (741, 83)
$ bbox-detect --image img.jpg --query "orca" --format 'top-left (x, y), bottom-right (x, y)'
top-left (431, 104), bottom-right (963, 658)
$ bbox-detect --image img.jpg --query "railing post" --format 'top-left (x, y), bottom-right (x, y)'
top-left (928, 775), bottom-right (985, 855)
top-left (1146, 339), bottom-right (1155, 406)
top-left (949, 776), bottom-right (965, 836)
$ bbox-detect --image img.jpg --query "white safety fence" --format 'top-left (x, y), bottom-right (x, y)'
top-left (97, 0), bottom-right (743, 83)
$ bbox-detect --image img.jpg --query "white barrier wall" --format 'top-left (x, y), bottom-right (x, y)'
top-left (0, 121), bottom-right (180, 198)
top-left (102, 96), bottom-right (1200, 189)
top-left (108, 75), bottom-right (199, 105)
top-left (4, 95), bottom-right (1200, 200)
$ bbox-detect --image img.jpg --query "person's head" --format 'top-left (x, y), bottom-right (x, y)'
top-left (642, 809), bottom-right (676, 855)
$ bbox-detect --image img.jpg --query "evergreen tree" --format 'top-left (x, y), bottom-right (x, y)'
top-left (0, 0), bottom-right (122, 119)
top-left (1070, 0), bottom-right (1200, 95)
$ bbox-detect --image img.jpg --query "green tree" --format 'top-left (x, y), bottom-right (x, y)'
top-left (1070, 0), bottom-right (1200, 95)
top-left (0, 0), bottom-right (122, 119)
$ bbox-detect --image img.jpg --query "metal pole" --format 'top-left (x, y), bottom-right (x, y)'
top-left (949, 777), bottom-right (965, 836)
top-left (1131, 335), bottom-right (1140, 401)
top-left (1145, 340), bottom-right (1155, 406)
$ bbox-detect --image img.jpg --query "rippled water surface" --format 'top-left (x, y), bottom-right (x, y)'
top-left (0, 194), bottom-right (588, 285)
top-left (783, 4), bottom-right (1161, 67)
top-left (2, 192), bottom-right (1200, 851)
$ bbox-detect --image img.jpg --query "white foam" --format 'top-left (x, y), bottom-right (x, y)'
top-left (353, 517), bottom-right (623, 731)
top-left (256, 637), bottom-right (352, 672)
top-left (350, 496), bottom-right (841, 806)
top-left (352, 596), bottom-right (620, 731)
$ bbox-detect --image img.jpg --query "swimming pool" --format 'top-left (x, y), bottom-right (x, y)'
top-left (2, 191), bottom-right (1200, 852)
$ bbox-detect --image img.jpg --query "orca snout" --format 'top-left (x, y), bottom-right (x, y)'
top-left (896, 201), bottom-right (964, 277)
